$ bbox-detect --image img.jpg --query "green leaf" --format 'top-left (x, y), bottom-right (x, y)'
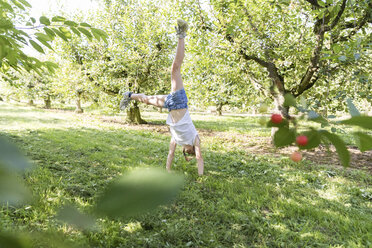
top-left (91, 27), bottom-right (108, 42)
top-left (43, 27), bottom-right (55, 38)
top-left (79, 22), bottom-right (91, 27)
top-left (338, 55), bottom-right (347, 62)
top-left (39, 16), bottom-right (50, 26)
top-left (354, 53), bottom-right (361, 60)
top-left (340, 116), bottom-right (372, 130)
top-left (346, 98), bottom-right (360, 117)
top-left (51, 16), bottom-right (66, 22)
top-left (332, 44), bottom-right (342, 54)
top-left (320, 130), bottom-right (350, 167)
top-left (64, 20), bottom-right (78, 27)
top-left (51, 28), bottom-right (68, 41)
top-left (267, 118), bottom-right (289, 128)
top-left (18, 0), bottom-right (32, 8)
top-left (59, 27), bottom-right (72, 38)
top-left (0, 169), bottom-right (31, 205)
top-left (90, 29), bottom-right (101, 41)
top-left (0, 136), bottom-right (31, 171)
top-left (300, 96), bottom-right (307, 109)
top-left (36, 37), bottom-right (53, 51)
top-left (91, 27), bottom-right (108, 38)
top-left (353, 132), bottom-right (372, 152)
top-left (56, 205), bottom-right (96, 230)
top-left (10, 0), bottom-right (26, 10)
top-left (77, 27), bottom-right (92, 41)
top-left (299, 129), bottom-right (321, 150)
top-left (283, 93), bottom-right (296, 107)
top-left (273, 127), bottom-right (296, 147)
top-left (29, 40), bottom-right (44, 53)
top-left (95, 168), bottom-right (184, 218)
top-left (0, 1), bottom-right (14, 11)
top-left (69, 27), bottom-right (81, 37)
top-left (44, 61), bottom-right (58, 73)
top-left (0, 232), bottom-right (32, 248)
top-left (34, 32), bottom-right (52, 41)
top-left (308, 111), bottom-right (329, 126)
top-left (318, 1), bottom-right (325, 7)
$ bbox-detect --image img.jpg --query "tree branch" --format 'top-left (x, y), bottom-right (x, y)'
top-left (333, 6), bottom-right (371, 43)
top-left (94, 82), bottom-right (119, 95)
top-left (238, 49), bottom-right (286, 94)
top-left (196, 0), bottom-right (212, 31)
top-left (305, 0), bottom-right (323, 8)
top-left (225, 28), bottom-right (285, 94)
top-left (15, 24), bottom-right (64, 30)
top-left (243, 70), bottom-right (272, 99)
top-left (325, 0), bottom-right (348, 31)
top-left (293, 17), bottom-right (326, 96)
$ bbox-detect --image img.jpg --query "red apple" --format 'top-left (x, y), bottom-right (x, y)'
top-left (296, 135), bottom-right (308, 147)
top-left (290, 151), bottom-right (302, 162)
top-left (271, 114), bottom-right (283, 124)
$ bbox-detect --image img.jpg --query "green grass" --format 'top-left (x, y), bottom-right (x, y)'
top-left (0, 102), bottom-right (371, 247)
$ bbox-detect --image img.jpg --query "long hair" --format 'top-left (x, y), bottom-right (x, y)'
top-left (183, 146), bottom-right (195, 162)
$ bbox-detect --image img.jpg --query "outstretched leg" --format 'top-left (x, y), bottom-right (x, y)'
top-left (171, 38), bottom-right (185, 92)
top-left (130, 93), bottom-right (166, 108)
top-left (171, 19), bottom-right (188, 92)
top-left (119, 92), bottom-right (166, 110)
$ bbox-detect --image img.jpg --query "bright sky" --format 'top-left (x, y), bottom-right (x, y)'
top-left (28, 0), bottom-right (100, 17)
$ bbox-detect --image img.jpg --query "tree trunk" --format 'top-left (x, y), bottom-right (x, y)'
top-left (271, 92), bottom-right (290, 143)
top-left (28, 99), bottom-right (34, 106)
top-left (274, 92), bottom-right (290, 119)
top-left (44, 96), bottom-right (51, 109)
top-left (159, 107), bottom-right (163, 113)
top-left (75, 92), bottom-right (83, 113)
top-left (126, 102), bottom-right (147, 124)
top-left (216, 103), bottom-right (223, 116)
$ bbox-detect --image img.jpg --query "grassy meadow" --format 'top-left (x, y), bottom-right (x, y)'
top-left (0, 101), bottom-right (371, 247)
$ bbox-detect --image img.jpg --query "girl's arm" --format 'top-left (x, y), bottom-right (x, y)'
top-left (194, 136), bottom-right (204, 176)
top-left (166, 138), bottom-right (177, 172)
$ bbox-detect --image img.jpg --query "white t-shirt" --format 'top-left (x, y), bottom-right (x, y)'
top-left (166, 110), bottom-right (198, 146)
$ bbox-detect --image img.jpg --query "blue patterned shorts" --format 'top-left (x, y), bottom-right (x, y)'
top-left (164, 88), bottom-right (188, 111)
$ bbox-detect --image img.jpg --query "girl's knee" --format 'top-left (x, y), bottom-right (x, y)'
top-left (171, 64), bottom-right (181, 74)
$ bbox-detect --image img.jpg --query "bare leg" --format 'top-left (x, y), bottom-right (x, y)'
top-left (171, 38), bottom-right (185, 92)
top-left (130, 93), bottom-right (167, 108)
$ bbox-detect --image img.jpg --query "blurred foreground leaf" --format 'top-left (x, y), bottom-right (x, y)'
top-left (299, 129), bottom-right (321, 150)
top-left (353, 132), bottom-right (372, 152)
top-left (320, 130), bottom-right (350, 167)
top-left (274, 127), bottom-right (295, 147)
top-left (56, 205), bottom-right (96, 231)
top-left (346, 98), bottom-right (360, 117)
top-left (0, 136), bottom-right (31, 172)
top-left (0, 169), bottom-right (31, 205)
top-left (95, 168), bottom-right (184, 218)
top-left (0, 232), bottom-right (31, 248)
top-left (340, 116), bottom-right (372, 130)
top-left (283, 93), bottom-right (296, 107)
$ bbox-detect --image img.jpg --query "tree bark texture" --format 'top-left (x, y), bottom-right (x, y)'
top-left (75, 92), bottom-right (83, 113)
top-left (126, 102), bottom-right (147, 124)
top-left (44, 96), bottom-right (51, 109)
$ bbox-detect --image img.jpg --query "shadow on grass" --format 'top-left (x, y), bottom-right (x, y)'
top-left (0, 109), bottom-right (371, 247)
